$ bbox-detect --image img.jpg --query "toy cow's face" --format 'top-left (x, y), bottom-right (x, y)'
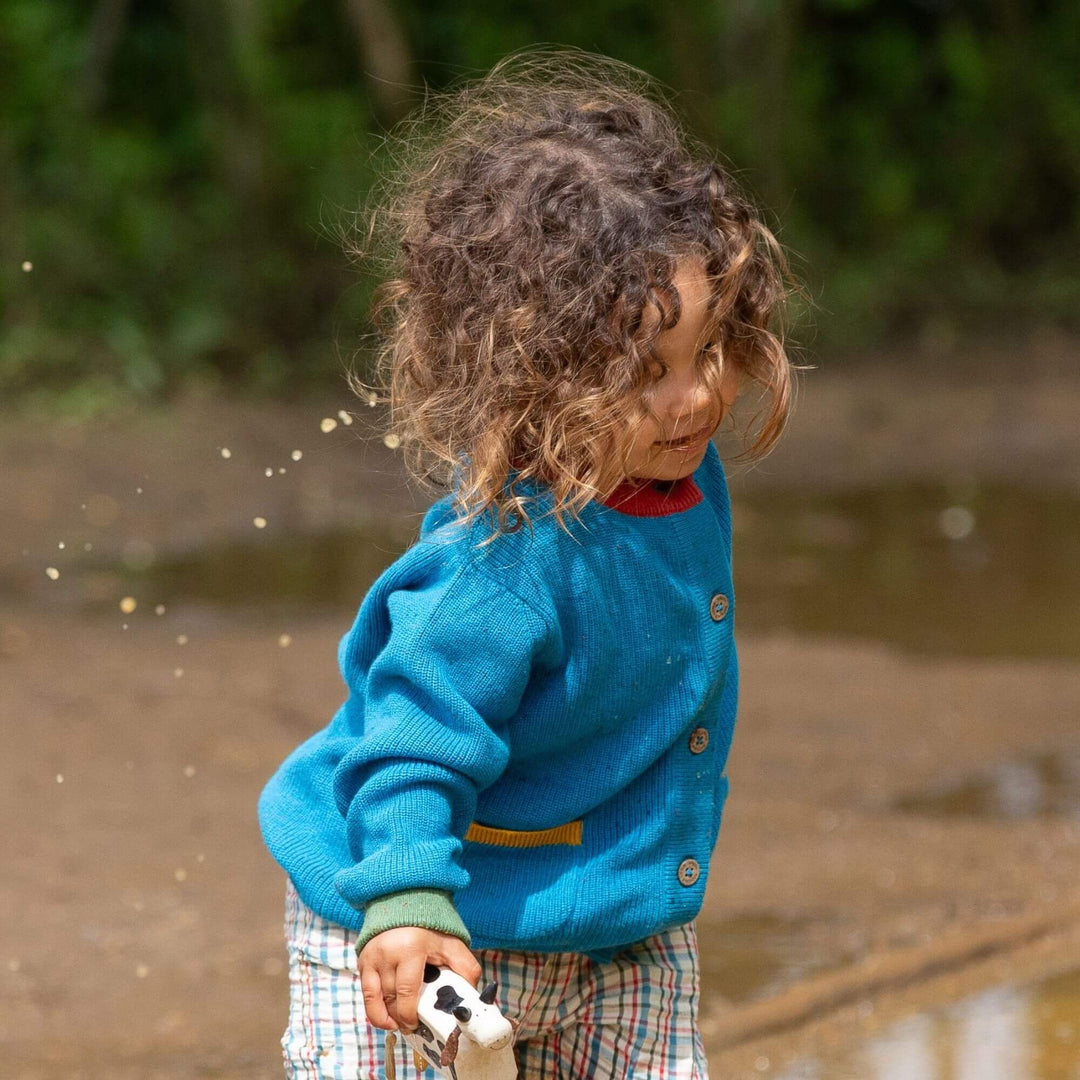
top-left (424, 963), bottom-right (515, 1051)
top-left (396, 963), bottom-right (519, 1080)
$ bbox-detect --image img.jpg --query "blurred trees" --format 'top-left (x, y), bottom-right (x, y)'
top-left (2, 0), bottom-right (1077, 413)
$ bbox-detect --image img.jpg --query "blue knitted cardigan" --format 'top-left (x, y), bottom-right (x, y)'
top-left (258, 438), bottom-right (737, 963)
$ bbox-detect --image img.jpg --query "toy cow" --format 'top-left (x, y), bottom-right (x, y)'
top-left (384, 962), bottom-right (521, 1080)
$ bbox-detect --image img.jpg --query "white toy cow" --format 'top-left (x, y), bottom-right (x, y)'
top-left (384, 962), bottom-right (521, 1080)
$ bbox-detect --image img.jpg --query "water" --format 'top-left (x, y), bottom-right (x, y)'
top-left (28, 482), bottom-right (1080, 661)
top-left (729, 482), bottom-right (1080, 661)
top-left (773, 966), bottom-right (1080, 1079)
top-left (699, 913), bottom-right (859, 1005)
top-left (19, 522), bottom-right (413, 621)
top-left (892, 749), bottom-right (1080, 821)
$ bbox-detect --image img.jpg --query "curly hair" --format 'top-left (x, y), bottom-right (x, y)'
top-left (341, 45), bottom-right (811, 547)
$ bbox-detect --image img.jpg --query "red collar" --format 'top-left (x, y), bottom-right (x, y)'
top-left (596, 472), bottom-right (704, 517)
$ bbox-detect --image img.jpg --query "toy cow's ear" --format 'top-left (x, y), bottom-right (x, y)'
top-left (440, 1027), bottom-right (459, 1066)
top-left (478, 980), bottom-right (497, 1004)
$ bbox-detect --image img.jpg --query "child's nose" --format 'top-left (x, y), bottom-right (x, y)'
top-left (664, 386), bottom-right (715, 426)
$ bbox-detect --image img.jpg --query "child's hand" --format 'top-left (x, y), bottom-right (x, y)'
top-left (357, 926), bottom-right (484, 1032)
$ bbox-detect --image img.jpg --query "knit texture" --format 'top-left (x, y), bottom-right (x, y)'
top-left (354, 889), bottom-right (470, 954)
top-left (258, 439), bottom-right (737, 963)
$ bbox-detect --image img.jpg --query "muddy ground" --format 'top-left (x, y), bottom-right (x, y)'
top-left (3, 336), bottom-right (1079, 1079)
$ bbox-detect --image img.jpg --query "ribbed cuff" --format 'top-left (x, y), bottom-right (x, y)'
top-left (355, 889), bottom-right (472, 955)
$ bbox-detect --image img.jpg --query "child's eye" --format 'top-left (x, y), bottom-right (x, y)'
top-left (649, 342), bottom-right (720, 381)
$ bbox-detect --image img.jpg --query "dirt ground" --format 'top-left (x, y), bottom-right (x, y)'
top-left (3, 342), bottom-right (1079, 1078)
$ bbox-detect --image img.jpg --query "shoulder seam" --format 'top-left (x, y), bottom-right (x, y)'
top-left (466, 562), bottom-right (559, 642)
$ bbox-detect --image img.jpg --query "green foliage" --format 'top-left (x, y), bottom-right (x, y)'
top-left (3, 0), bottom-right (1078, 414)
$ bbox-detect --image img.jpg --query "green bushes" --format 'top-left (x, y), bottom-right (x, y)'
top-left (3, 0), bottom-right (1077, 414)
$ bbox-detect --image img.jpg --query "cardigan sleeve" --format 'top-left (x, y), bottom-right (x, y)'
top-left (330, 556), bottom-right (556, 945)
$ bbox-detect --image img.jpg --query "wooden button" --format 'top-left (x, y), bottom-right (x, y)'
top-left (709, 593), bottom-right (729, 621)
top-left (677, 858), bottom-right (700, 886)
top-left (688, 727), bottom-right (709, 754)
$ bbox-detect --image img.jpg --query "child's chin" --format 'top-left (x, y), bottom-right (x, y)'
top-left (647, 443), bottom-right (707, 475)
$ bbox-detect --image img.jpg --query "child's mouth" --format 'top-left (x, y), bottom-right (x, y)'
top-left (655, 422), bottom-right (712, 449)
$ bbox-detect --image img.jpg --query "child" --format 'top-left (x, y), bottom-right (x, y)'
top-left (258, 45), bottom-right (803, 1079)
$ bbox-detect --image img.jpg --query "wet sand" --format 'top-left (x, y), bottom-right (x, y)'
top-left (3, 357), bottom-right (1079, 1077)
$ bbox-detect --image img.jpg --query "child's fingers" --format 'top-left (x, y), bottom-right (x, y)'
top-left (359, 963), bottom-right (397, 1031)
top-left (439, 940), bottom-right (484, 988)
top-left (389, 953), bottom-right (427, 1032)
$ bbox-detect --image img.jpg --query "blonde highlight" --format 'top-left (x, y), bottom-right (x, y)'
top-left (338, 46), bottom-right (812, 547)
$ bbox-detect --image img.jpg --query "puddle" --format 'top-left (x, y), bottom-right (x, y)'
top-left (125, 524), bottom-right (411, 610)
top-left (729, 482), bottom-right (1080, 661)
top-left (699, 913), bottom-right (861, 1006)
top-left (771, 965), bottom-right (1080, 1079)
top-left (14, 481), bottom-right (1080, 661)
top-left (892, 750), bottom-right (1080, 821)
top-left (22, 522), bottom-right (414, 620)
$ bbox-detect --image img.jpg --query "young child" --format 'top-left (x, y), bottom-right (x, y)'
top-left (258, 46), bottom-right (802, 1079)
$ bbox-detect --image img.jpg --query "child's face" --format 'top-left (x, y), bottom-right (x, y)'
top-left (616, 256), bottom-right (742, 483)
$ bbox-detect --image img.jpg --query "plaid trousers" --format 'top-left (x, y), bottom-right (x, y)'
top-left (280, 877), bottom-right (709, 1079)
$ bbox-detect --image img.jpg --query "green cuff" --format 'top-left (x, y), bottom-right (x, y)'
top-left (355, 888), bottom-right (472, 955)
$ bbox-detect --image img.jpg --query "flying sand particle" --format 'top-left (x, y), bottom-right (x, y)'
top-left (220, 447), bottom-right (232, 459)
top-left (337, 409), bottom-right (353, 426)
top-left (120, 596), bottom-right (137, 614)
top-left (383, 433), bottom-right (401, 450)
top-left (253, 517), bottom-right (267, 529)
top-left (264, 468), bottom-right (273, 477)
top-left (320, 417), bottom-right (337, 433)
top-left (21, 261), bottom-right (32, 272)
top-left (58, 541), bottom-right (65, 549)
top-left (183, 765), bottom-right (196, 778)
top-left (176, 634), bottom-right (188, 645)
top-left (278, 634), bottom-right (292, 648)
top-left (174, 668), bottom-right (184, 678)
top-left (56, 774), bottom-right (64, 784)
top-left (291, 450), bottom-right (303, 461)
top-left (155, 604), bottom-right (166, 615)
top-left (45, 567), bottom-right (60, 580)
top-left (174, 869), bottom-right (187, 882)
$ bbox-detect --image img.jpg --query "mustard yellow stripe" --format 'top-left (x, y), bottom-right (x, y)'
top-left (464, 819), bottom-right (583, 847)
